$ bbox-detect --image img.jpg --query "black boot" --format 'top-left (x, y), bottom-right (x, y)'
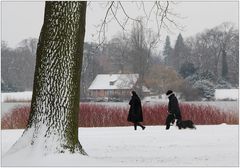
top-left (138, 123), bottom-right (145, 130)
top-left (166, 124), bottom-right (170, 130)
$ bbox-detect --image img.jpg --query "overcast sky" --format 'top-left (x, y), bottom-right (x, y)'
top-left (1, 1), bottom-right (239, 48)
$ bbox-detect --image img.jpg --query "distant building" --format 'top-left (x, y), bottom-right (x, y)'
top-left (88, 74), bottom-right (149, 101)
top-left (215, 89), bottom-right (238, 100)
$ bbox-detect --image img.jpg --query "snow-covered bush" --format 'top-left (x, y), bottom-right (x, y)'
top-left (186, 70), bottom-right (215, 85)
top-left (215, 78), bottom-right (232, 89)
top-left (179, 62), bottom-right (196, 78)
top-left (193, 80), bottom-right (215, 100)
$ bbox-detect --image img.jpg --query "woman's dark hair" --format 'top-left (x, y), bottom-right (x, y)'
top-left (132, 91), bottom-right (138, 96)
top-left (132, 91), bottom-right (141, 102)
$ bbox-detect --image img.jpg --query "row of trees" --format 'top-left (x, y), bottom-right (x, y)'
top-left (2, 18), bottom-right (161, 98)
top-left (1, 22), bottom-right (238, 100)
top-left (81, 22), bottom-right (239, 100)
top-left (162, 22), bottom-right (238, 100)
top-left (1, 39), bottom-right (38, 91)
top-left (163, 22), bottom-right (238, 85)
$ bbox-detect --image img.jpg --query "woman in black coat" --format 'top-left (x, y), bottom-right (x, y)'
top-left (127, 91), bottom-right (145, 130)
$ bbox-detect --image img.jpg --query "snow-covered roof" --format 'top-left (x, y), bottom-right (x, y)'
top-left (88, 74), bottom-right (139, 90)
top-left (142, 85), bottom-right (150, 93)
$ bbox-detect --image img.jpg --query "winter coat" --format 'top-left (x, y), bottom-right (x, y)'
top-left (127, 94), bottom-right (143, 122)
top-left (168, 94), bottom-right (182, 120)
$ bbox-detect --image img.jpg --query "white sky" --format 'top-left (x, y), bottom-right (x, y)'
top-left (1, 1), bottom-right (239, 48)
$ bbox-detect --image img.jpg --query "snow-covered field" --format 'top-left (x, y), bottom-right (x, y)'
top-left (1, 91), bottom-right (239, 166)
top-left (2, 125), bottom-right (239, 167)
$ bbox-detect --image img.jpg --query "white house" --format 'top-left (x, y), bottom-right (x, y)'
top-left (88, 74), bottom-right (149, 100)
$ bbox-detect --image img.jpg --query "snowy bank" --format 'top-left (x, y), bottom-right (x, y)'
top-left (215, 89), bottom-right (239, 100)
top-left (2, 125), bottom-right (238, 167)
top-left (1, 91), bottom-right (32, 102)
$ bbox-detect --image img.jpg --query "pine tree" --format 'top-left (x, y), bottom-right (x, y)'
top-left (7, 1), bottom-right (87, 155)
top-left (172, 33), bottom-right (186, 71)
top-left (163, 36), bottom-right (172, 65)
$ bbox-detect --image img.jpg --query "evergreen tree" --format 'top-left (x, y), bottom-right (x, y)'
top-left (163, 36), bottom-right (172, 65)
top-left (172, 33), bottom-right (187, 71)
top-left (186, 70), bottom-right (215, 86)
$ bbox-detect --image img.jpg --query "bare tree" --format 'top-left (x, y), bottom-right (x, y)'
top-left (19, 38), bottom-right (38, 56)
top-left (107, 33), bottom-right (130, 73)
top-left (144, 64), bottom-right (184, 93)
top-left (129, 18), bottom-right (159, 96)
top-left (1, 39), bottom-right (37, 91)
top-left (81, 42), bottom-right (101, 98)
top-left (96, 1), bottom-right (180, 45)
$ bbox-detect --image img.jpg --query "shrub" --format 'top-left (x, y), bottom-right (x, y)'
top-left (179, 81), bottom-right (201, 101)
top-left (179, 104), bottom-right (238, 125)
top-left (1, 106), bottom-right (30, 129)
top-left (1, 103), bottom-right (238, 129)
top-left (193, 80), bottom-right (215, 100)
top-left (179, 62), bottom-right (196, 78)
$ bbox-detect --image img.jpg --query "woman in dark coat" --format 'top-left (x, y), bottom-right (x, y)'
top-left (127, 91), bottom-right (145, 130)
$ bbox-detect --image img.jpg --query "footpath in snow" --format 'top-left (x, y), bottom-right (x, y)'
top-left (1, 125), bottom-right (239, 167)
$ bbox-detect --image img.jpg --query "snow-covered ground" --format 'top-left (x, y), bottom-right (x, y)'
top-left (1, 92), bottom-right (239, 166)
top-left (2, 125), bottom-right (239, 167)
top-left (215, 89), bottom-right (238, 100)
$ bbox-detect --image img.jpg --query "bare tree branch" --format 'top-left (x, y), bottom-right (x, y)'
top-left (118, 2), bottom-right (140, 23)
top-left (110, 3), bottom-right (125, 30)
top-left (97, 1), bottom-right (114, 47)
top-left (95, 1), bottom-right (182, 47)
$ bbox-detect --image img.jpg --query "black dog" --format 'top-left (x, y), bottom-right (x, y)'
top-left (176, 120), bottom-right (196, 129)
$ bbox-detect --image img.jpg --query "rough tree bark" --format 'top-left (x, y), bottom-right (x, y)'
top-left (8, 1), bottom-right (87, 155)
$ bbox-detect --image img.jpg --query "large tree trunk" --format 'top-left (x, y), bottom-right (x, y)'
top-left (7, 1), bottom-right (87, 155)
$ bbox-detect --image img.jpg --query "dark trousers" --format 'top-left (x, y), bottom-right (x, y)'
top-left (134, 122), bottom-right (145, 130)
top-left (165, 114), bottom-right (175, 130)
